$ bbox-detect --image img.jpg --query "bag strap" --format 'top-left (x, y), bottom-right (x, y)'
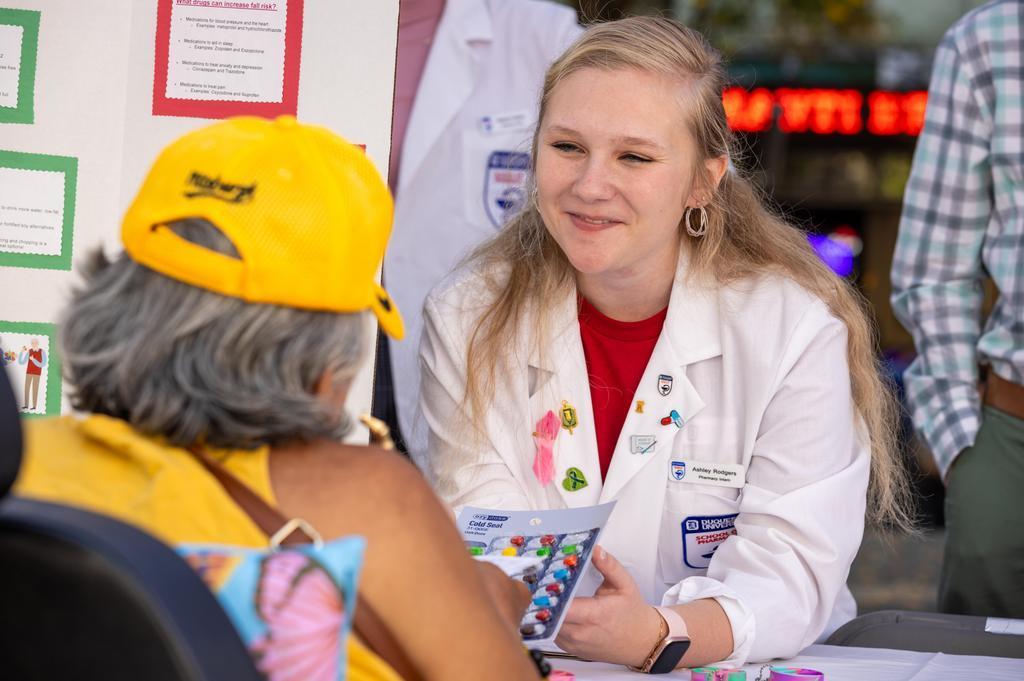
top-left (188, 446), bottom-right (423, 681)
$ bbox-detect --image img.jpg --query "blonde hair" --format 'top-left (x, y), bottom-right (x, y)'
top-left (461, 16), bottom-right (912, 530)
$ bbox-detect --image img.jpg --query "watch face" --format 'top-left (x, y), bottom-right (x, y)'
top-left (650, 639), bottom-right (690, 674)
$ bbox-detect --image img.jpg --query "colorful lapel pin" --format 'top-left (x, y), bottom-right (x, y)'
top-left (635, 400), bottom-right (645, 414)
top-left (562, 467), bottom-right (588, 492)
top-left (657, 374), bottom-right (673, 396)
top-left (660, 409), bottom-right (683, 428)
top-left (531, 410), bottom-right (560, 486)
top-left (560, 400), bottom-right (578, 435)
top-left (630, 435), bottom-right (656, 455)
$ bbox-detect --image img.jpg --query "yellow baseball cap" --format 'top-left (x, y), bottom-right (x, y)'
top-left (122, 115), bottom-right (404, 339)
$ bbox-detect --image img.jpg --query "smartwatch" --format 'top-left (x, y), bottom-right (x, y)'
top-left (628, 606), bottom-right (691, 674)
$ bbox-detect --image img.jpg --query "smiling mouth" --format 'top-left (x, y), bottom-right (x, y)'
top-left (568, 212), bottom-right (621, 231)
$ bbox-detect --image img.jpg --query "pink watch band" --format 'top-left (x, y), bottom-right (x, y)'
top-left (654, 606), bottom-right (689, 639)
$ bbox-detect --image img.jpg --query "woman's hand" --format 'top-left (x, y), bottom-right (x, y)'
top-left (555, 546), bottom-right (663, 666)
top-left (476, 561), bottom-right (532, 631)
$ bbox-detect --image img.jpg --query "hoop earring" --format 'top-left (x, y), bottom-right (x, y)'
top-left (685, 206), bottom-right (708, 237)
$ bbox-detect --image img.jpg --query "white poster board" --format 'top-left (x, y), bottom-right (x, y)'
top-left (0, 0), bottom-right (400, 435)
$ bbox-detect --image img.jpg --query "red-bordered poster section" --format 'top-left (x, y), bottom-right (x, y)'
top-left (153, 0), bottom-right (303, 119)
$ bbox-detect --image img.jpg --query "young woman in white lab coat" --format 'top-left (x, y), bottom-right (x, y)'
top-left (416, 17), bottom-right (912, 671)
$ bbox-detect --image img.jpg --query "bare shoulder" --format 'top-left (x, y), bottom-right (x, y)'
top-left (268, 440), bottom-right (455, 540)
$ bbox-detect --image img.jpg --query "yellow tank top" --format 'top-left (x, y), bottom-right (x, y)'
top-left (16, 415), bottom-right (401, 681)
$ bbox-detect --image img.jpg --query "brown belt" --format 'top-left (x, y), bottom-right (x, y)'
top-left (984, 370), bottom-right (1024, 420)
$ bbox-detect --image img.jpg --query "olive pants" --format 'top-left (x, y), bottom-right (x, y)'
top-left (939, 406), bottom-right (1024, 617)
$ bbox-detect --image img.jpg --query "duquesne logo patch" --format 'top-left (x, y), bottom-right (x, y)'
top-left (184, 172), bottom-right (256, 204)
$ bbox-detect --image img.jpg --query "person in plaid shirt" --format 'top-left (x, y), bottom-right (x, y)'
top-left (892, 0), bottom-right (1024, 617)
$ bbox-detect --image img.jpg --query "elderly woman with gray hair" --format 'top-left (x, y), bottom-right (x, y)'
top-left (15, 117), bottom-right (539, 681)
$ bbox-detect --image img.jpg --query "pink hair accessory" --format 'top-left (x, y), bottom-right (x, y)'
top-left (532, 410), bottom-right (560, 486)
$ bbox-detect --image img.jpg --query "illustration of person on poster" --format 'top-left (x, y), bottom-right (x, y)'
top-left (18, 337), bottom-right (46, 411)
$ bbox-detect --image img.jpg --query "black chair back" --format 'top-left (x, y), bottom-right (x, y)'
top-left (0, 369), bottom-right (22, 498)
top-left (0, 373), bottom-right (262, 680)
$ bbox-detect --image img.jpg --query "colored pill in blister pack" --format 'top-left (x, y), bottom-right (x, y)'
top-left (538, 570), bottom-right (571, 587)
top-left (524, 534), bottom-right (558, 550)
top-left (532, 595), bottom-right (560, 608)
top-left (520, 623), bottom-right (546, 638)
top-left (522, 609), bottom-right (553, 625)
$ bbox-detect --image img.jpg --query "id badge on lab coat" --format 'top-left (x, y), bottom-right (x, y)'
top-left (658, 422), bottom-right (744, 583)
top-left (462, 119), bottom-right (534, 230)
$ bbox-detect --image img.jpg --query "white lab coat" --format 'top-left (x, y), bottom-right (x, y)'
top-left (417, 249), bottom-right (869, 666)
top-left (386, 0), bottom-right (581, 449)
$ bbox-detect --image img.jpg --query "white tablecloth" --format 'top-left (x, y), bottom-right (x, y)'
top-left (554, 644), bottom-right (1024, 680)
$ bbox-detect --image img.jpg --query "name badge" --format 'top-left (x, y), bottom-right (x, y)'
top-left (669, 460), bottom-right (745, 488)
top-left (479, 109), bottom-right (533, 135)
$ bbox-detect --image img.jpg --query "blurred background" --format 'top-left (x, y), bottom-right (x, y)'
top-left (555, 0), bottom-right (992, 614)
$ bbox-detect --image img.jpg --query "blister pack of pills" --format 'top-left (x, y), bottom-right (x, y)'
top-left (456, 503), bottom-right (616, 645)
top-left (486, 529), bottom-right (599, 640)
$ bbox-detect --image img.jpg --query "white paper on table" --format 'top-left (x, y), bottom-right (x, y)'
top-left (0, 23), bottom-right (23, 109)
top-left (457, 502), bottom-right (617, 646)
top-left (165, 0), bottom-right (288, 103)
top-left (0, 167), bottom-right (65, 257)
top-left (985, 617), bottom-right (1024, 635)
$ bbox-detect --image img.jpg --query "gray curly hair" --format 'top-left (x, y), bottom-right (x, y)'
top-left (60, 219), bottom-right (370, 449)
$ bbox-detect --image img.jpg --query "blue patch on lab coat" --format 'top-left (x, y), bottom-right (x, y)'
top-left (681, 513), bottom-right (738, 569)
top-left (484, 150), bottom-right (530, 227)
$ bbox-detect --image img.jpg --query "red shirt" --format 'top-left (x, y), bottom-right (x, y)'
top-left (26, 348), bottom-right (44, 376)
top-left (578, 298), bottom-right (667, 481)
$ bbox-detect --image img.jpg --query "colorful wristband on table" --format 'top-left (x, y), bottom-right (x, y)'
top-left (691, 667), bottom-right (746, 681)
top-left (768, 668), bottom-right (824, 681)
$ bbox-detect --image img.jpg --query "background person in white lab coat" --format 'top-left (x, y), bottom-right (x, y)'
top-left (372, 0), bottom-right (581, 452)
top-left (418, 17), bottom-right (915, 670)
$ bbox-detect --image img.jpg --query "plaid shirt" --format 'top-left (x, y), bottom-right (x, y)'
top-left (892, 0), bottom-right (1024, 478)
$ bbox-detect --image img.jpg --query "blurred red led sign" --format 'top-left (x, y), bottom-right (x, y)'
top-left (723, 87), bottom-right (927, 136)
